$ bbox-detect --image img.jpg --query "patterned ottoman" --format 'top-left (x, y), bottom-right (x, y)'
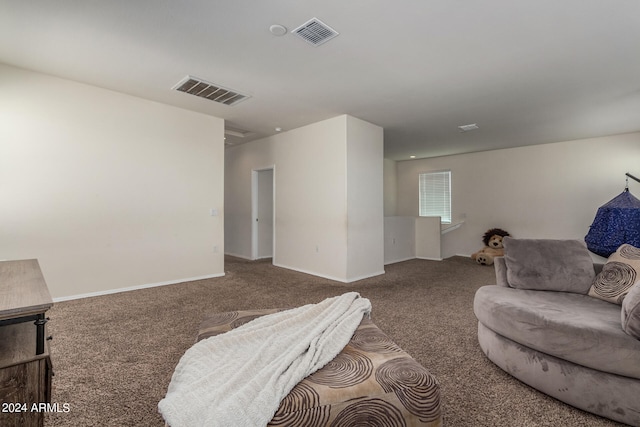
top-left (197, 309), bottom-right (442, 427)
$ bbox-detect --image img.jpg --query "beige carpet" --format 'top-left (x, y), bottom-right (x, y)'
top-left (44, 256), bottom-right (624, 426)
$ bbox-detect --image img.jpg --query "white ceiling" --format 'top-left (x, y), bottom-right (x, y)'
top-left (2, 0), bottom-right (639, 160)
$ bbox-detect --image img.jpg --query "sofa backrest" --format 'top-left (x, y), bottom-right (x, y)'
top-left (494, 256), bottom-right (603, 288)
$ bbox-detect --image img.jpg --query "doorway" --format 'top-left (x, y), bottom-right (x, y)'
top-left (252, 167), bottom-right (275, 260)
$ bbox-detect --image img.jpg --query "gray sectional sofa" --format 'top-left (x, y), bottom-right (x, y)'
top-left (473, 238), bottom-right (640, 426)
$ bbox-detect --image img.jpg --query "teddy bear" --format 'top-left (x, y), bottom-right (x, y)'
top-left (471, 228), bottom-right (511, 266)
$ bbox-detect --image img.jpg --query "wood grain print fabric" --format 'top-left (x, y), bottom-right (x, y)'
top-left (589, 244), bottom-right (640, 304)
top-left (197, 310), bottom-right (442, 427)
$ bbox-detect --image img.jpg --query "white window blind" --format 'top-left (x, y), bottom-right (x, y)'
top-left (419, 170), bottom-right (451, 223)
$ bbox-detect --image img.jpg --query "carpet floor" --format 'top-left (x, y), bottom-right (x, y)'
top-left (43, 256), bottom-right (624, 426)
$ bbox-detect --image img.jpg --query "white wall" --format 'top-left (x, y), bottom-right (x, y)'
top-left (415, 217), bottom-right (442, 260)
top-left (0, 64), bottom-right (225, 299)
top-left (225, 115), bottom-right (384, 282)
top-left (384, 217), bottom-right (415, 264)
top-left (225, 116), bottom-right (347, 278)
top-left (384, 216), bottom-right (442, 264)
top-left (346, 116), bottom-right (384, 280)
top-left (384, 158), bottom-right (397, 216)
top-left (396, 132), bottom-right (640, 262)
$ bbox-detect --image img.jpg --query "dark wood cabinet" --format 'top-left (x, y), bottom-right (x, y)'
top-left (0, 260), bottom-right (53, 427)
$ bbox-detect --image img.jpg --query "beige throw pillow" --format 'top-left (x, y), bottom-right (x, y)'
top-left (589, 244), bottom-right (640, 304)
top-left (621, 279), bottom-right (640, 339)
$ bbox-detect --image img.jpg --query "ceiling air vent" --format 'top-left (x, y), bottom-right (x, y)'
top-left (224, 127), bottom-right (253, 138)
top-left (458, 123), bottom-right (479, 132)
top-left (173, 76), bottom-right (250, 106)
top-left (293, 18), bottom-right (339, 46)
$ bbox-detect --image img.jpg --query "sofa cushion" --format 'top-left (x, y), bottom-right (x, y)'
top-left (474, 285), bottom-right (640, 379)
top-left (502, 237), bottom-right (595, 293)
top-left (621, 279), bottom-right (640, 339)
top-left (589, 243), bottom-right (640, 304)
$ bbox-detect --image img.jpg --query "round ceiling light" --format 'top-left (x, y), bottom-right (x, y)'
top-left (269, 24), bottom-right (287, 36)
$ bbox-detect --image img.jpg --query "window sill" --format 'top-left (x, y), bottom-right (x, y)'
top-left (441, 220), bottom-right (464, 234)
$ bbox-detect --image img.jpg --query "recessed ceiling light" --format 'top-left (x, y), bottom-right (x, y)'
top-left (269, 24), bottom-right (287, 36)
top-left (275, 127), bottom-right (282, 132)
top-left (410, 155), bottom-right (416, 159)
top-left (458, 123), bottom-right (479, 132)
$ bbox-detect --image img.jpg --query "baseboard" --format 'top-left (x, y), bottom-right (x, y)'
top-left (224, 251), bottom-right (253, 260)
top-left (384, 256), bottom-right (416, 265)
top-left (53, 272), bottom-right (226, 302)
top-left (347, 270), bottom-right (386, 282)
top-left (272, 262), bottom-right (346, 282)
top-left (386, 256), bottom-right (447, 264)
top-left (272, 263), bottom-right (385, 283)
top-left (455, 253), bottom-right (472, 258)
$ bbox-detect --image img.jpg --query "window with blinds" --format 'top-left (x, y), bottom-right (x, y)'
top-left (419, 170), bottom-right (451, 223)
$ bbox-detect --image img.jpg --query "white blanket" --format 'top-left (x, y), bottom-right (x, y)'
top-left (158, 292), bottom-right (371, 427)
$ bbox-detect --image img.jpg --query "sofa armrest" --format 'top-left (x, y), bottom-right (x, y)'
top-left (494, 257), bottom-right (509, 287)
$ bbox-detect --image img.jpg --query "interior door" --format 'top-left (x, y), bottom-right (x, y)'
top-left (253, 168), bottom-right (274, 259)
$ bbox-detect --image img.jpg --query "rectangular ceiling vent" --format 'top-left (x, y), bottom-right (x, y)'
top-left (458, 123), bottom-right (479, 132)
top-left (293, 18), bottom-right (339, 46)
top-left (173, 76), bottom-right (250, 106)
top-left (224, 127), bottom-right (253, 138)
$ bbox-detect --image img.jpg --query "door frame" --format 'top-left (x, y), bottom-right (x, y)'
top-left (251, 166), bottom-right (276, 261)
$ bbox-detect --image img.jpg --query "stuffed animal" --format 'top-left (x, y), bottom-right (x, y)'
top-left (471, 228), bottom-right (511, 266)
